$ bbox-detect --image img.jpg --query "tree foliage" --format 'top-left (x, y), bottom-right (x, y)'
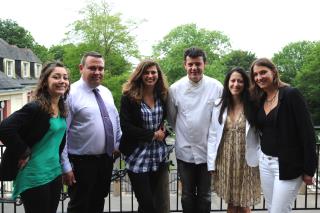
top-left (66, 0), bottom-right (139, 75)
top-left (295, 42), bottom-right (320, 125)
top-left (220, 50), bottom-right (256, 73)
top-left (103, 71), bottom-right (130, 109)
top-left (0, 19), bottom-right (35, 48)
top-left (152, 24), bottom-right (231, 84)
top-left (272, 41), bottom-right (317, 85)
top-left (0, 18), bottom-right (50, 62)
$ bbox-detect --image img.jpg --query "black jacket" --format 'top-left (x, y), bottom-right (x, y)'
top-left (0, 101), bottom-right (66, 180)
top-left (119, 95), bottom-right (167, 156)
top-left (264, 86), bottom-right (317, 180)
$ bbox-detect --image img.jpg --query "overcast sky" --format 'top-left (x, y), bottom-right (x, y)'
top-left (1, 0), bottom-right (319, 58)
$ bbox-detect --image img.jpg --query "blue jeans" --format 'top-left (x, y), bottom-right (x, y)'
top-left (177, 159), bottom-right (211, 213)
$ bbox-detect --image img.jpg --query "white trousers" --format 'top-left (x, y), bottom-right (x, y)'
top-left (259, 152), bottom-right (303, 213)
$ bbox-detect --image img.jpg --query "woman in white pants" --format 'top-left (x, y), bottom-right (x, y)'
top-left (250, 58), bottom-right (317, 213)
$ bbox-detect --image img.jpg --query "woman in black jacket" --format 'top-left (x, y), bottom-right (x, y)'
top-left (250, 58), bottom-right (317, 213)
top-left (119, 59), bottom-right (169, 213)
top-left (0, 62), bottom-right (70, 213)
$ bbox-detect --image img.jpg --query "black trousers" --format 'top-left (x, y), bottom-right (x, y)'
top-left (67, 154), bottom-right (113, 213)
top-left (128, 163), bottom-right (169, 213)
top-left (20, 175), bottom-right (62, 213)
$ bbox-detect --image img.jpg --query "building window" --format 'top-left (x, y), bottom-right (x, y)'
top-left (35, 64), bottom-right (42, 78)
top-left (4, 59), bottom-right (14, 77)
top-left (22, 61), bottom-right (30, 78)
top-left (0, 100), bottom-right (6, 122)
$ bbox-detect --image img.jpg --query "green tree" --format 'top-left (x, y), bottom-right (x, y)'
top-left (66, 0), bottom-right (140, 75)
top-left (0, 19), bottom-right (35, 48)
top-left (32, 43), bottom-right (49, 62)
top-left (220, 50), bottom-right (256, 73)
top-left (152, 24), bottom-right (231, 84)
top-left (272, 41), bottom-right (317, 85)
top-left (103, 71), bottom-right (130, 109)
top-left (295, 42), bottom-right (320, 125)
top-left (0, 18), bottom-right (50, 62)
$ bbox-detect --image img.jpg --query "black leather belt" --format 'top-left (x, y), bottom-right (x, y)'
top-left (68, 153), bottom-right (108, 160)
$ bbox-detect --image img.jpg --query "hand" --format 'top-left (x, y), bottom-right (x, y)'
top-left (209, 170), bottom-right (215, 175)
top-left (62, 171), bottom-right (76, 186)
top-left (153, 129), bottom-right (165, 141)
top-left (303, 174), bottom-right (315, 185)
top-left (112, 150), bottom-right (121, 161)
top-left (18, 156), bottom-right (29, 169)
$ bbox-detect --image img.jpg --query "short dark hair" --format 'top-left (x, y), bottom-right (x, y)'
top-left (80, 51), bottom-right (103, 66)
top-left (184, 47), bottom-right (207, 63)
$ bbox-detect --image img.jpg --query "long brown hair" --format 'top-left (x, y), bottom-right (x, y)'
top-left (249, 58), bottom-right (288, 101)
top-left (34, 61), bottom-right (70, 117)
top-left (122, 59), bottom-right (168, 103)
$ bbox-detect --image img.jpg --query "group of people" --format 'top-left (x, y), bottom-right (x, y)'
top-left (0, 47), bottom-right (317, 213)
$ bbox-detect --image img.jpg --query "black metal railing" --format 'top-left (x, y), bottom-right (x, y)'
top-left (1, 127), bottom-right (320, 213)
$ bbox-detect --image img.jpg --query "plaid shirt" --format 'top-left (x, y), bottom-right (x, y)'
top-left (125, 98), bottom-right (167, 173)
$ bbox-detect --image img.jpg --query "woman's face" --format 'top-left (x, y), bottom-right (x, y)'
top-left (228, 71), bottom-right (244, 97)
top-left (142, 65), bottom-right (159, 88)
top-left (252, 65), bottom-right (275, 90)
top-left (47, 67), bottom-right (69, 98)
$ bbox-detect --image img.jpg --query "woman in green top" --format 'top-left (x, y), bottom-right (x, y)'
top-left (0, 62), bottom-right (70, 213)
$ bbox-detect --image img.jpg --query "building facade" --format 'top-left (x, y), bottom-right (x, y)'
top-left (0, 38), bottom-right (42, 122)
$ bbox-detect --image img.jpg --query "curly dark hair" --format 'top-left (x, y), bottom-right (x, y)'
top-left (34, 61), bottom-right (70, 117)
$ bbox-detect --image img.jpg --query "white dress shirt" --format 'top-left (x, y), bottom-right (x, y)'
top-left (61, 78), bottom-right (121, 173)
top-left (207, 99), bottom-right (260, 171)
top-left (167, 75), bottom-right (223, 164)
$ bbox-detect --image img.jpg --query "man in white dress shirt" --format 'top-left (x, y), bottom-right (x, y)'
top-left (61, 51), bottom-right (121, 213)
top-left (167, 47), bottom-right (223, 213)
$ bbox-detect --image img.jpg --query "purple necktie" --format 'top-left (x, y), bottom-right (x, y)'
top-left (93, 88), bottom-right (114, 157)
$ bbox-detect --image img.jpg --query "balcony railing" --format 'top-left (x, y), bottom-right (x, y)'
top-left (1, 127), bottom-right (320, 212)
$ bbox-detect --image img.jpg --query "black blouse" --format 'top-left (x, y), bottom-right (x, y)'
top-left (257, 104), bottom-right (280, 157)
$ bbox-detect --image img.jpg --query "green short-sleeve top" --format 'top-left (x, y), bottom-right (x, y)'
top-left (12, 116), bottom-right (66, 199)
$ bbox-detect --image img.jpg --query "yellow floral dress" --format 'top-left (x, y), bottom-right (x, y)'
top-left (212, 112), bottom-right (261, 207)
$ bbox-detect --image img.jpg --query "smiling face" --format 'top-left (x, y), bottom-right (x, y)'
top-left (47, 67), bottom-right (69, 98)
top-left (142, 65), bottom-right (159, 88)
top-left (252, 65), bottom-right (275, 91)
top-left (228, 71), bottom-right (244, 97)
top-left (80, 56), bottom-right (105, 88)
top-left (184, 56), bottom-right (205, 83)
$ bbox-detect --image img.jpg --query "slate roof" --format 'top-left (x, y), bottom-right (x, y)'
top-left (0, 38), bottom-right (41, 91)
top-left (0, 38), bottom-right (41, 63)
top-left (0, 71), bottom-right (24, 90)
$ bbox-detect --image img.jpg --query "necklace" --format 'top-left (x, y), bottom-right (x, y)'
top-left (265, 90), bottom-right (279, 105)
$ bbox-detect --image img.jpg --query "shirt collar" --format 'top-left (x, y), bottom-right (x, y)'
top-left (188, 77), bottom-right (203, 87)
top-left (80, 78), bottom-right (101, 92)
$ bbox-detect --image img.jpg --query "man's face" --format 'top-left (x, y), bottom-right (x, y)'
top-left (184, 56), bottom-right (205, 83)
top-left (80, 56), bottom-right (105, 88)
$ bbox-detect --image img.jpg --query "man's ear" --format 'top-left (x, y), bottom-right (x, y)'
top-left (79, 64), bottom-right (84, 74)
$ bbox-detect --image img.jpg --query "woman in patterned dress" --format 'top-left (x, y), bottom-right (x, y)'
top-left (207, 67), bottom-right (261, 213)
top-left (119, 59), bottom-right (170, 213)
